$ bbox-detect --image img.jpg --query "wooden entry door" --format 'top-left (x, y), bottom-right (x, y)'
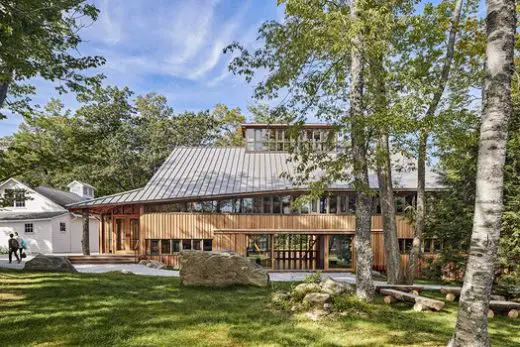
top-left (115, 218), bottom-right (126, 252)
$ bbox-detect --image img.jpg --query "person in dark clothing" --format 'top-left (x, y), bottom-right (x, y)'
top-left (8, 233), bottom-right (20, 264)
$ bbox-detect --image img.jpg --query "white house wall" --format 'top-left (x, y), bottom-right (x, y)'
top-left (52, 215), bottom-right (99, 253)
top-left (0, 220), bottom-right (53, 254)
top-left (0, 180), bottom-right (65, 213)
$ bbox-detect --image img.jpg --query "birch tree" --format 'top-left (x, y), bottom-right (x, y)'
top-left (450, 0), bottom-right (516, 345)
top-left (409, 0), bottom-right (464, 283)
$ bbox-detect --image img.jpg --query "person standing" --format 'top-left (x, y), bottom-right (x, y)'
top-left (14, 232), bottom-right (27, 260)
top-left (8, 233), bottom-right (20, 264)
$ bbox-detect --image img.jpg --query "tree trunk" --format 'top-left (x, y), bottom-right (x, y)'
top-left (373, 53), bottom-right (401, 285)
top-left (0, 83), bottom-right (8, 109)
top-left (350, 0), bottom-right (375, 302)
top-left (450, 1), bottom-right (515, 345)
top-left (82, 208), bottom-right (90, 256)
top-left (377, 132), bottom-right (401, 284)
top-left (411, 0), bottom-right (464, 284)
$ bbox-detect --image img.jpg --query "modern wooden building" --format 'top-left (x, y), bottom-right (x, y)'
top-left (69, 124), bottom-right (442, 272)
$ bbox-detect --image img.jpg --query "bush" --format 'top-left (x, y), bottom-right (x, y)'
top-left (0, 246), bottom-right (8, 255)
top-left (303, 271), bottom-right (322, 284)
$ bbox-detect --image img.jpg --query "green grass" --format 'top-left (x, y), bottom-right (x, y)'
top-left (0, 269), bottom-right (518, 347)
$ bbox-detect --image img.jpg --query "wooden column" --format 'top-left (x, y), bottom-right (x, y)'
top-left (324, 234), bottom-right (330, 271)
top-left (82, 208), bottom-right (90, 256)
top-left (100, 213), bottom-right (104, 254)
top-left (270, 234), bottom-right (275, 270)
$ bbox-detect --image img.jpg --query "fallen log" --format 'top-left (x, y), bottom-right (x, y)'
top-left (489, 300), bottom-right (520, 316)
top-left (439, 287), bottom-right (505, 302)
top-left (383, 296), bottom-right (396, 305)
top-left (380, 289), bottom-right (445, 311)
top-left (376, 285), bottom-right (424, 293)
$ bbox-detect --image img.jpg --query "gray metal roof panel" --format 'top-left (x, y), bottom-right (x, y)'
top-left (70, 147), bottom-right (443, 208)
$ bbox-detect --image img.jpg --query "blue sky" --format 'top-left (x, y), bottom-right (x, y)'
top-left (1, 0), bottom-right (284, 137)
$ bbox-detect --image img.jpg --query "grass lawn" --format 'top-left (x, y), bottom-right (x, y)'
top-left (0, 269), bottom-right (518, 346)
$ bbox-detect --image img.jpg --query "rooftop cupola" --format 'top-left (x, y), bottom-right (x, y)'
top-left (67, 180), bottom-right (95, 199)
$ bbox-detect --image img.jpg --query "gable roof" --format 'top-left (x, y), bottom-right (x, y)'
top-left (0, 211), bottom-right (68, 221)
top-left (67, 180), bottom-right (95, 189)
top-left (34, 186), bottom-right (86, 208)
top-left (69, 146), bottom-right (442, 208)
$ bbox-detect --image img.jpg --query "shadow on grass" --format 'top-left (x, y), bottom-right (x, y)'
top-left (0, 269), bottom-right (518, 347)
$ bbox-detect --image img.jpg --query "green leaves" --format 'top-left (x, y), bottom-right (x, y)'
top-left (1, 86), bottom-right (247, 196)
top-left (0, 0), bottom-right (106, 117)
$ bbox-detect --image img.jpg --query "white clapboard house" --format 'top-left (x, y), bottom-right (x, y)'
top-left (0, 178), bottom-right (98, 254)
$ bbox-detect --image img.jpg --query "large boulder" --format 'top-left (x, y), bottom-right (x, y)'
top-left (179, 251), bottom-right (269, 287)
top-left (303, 292), bottom-right (331, 306)
top-left (24, 255), bottom-right (77, 272)
top-left (320, 278), bottom-right (354, 296)
top-left (293, 283), bottom-right (321, 295)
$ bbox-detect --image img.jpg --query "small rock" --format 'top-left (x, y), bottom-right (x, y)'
top-left (320, 278), bottom-right (354, 296)
top-left (272, 292), bottom-right (290, 303)
top-left (306, 309), bottom-right (329, 321)
top-left (303, 292), bottom-right (331, 306)
top-left (138, 260), bottom-right (149, 266)
top-left (291, 304), bottom-right (302, 312)
top-left (146, 263), bottom-right (153, 268)
top-left (323, 302), bottom-right (333, 312)
top-left (120, 269), bottom-right (132, 275)
top-left (293, 283), bottom-right (321, 295)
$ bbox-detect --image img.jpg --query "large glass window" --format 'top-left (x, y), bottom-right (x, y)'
top-left (203, 239), bottom-right (213, 251)
top-left (328, 235), bottom-right (353, 269)
top-left (329, 195), bottom-right (338, 214)
top-left (272, 196), bottom-right (281, 214)
top-left (182, 239), bottom-right (192, 250)
top-left (242, 198), bottom-right (253, 213)
top-left (161, 240), bottom-right (171, 254)
top-left (219, 200), bottom-right (233, 213)
top-left (253, 197), bottom-right (263, 213)
top-left (263, 196), bottom-right (272, 214)
top-left (281, 196), bottom-right (291, 214)
top-left (247, 235), bottom-right (271, 268)
top-left (150, 240), bottom-right (160, 255)
top-left (172, 240), bottom-right (181, 253)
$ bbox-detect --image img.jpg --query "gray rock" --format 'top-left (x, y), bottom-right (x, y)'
top-left (179, 251), bottom-right (269, 287)
top-left (146, 263), bottom-right (153, 268)
top-left (24, 255), bottom-right (77, 273)
top-left (272, 292), bottom-right (290, 303)
top-left (138, 260), bottom-right (149, 266)
top-left (291, 304), bottom-right (303, 312)
top-left (320, 278), bottom-right (354, 296)
top-left (306, 309), bottom-right (330, 321)
top-left (293, 283), bottom-right (321, 295)
top-left (323, 302), bottom-right (333, 312)
top-left (120, 269), bottom-right (132, 275)
top-left (303, 292), bottom-right (331, 305)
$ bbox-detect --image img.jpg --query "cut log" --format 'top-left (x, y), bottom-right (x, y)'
top-left (384, 296), bottom-right (396, 304)
top-left (490, 294), bottom-right (506, 301)
top-left (379, 289), bottom-right (445, 311)
top-left (376, 285), bottom-right (424, 293)
top-left (488, 300), bottom-right (520, 314)
top-left (446, 293), bottom-right (457, 302)
top-left (413, 303), bottom-right (426, 312)
top-left (508, 309), bottom-right (518, 319)
top-left (487, 310), bottom-right (494, 319)
top-left (439, 287), bottom-right (461, 295)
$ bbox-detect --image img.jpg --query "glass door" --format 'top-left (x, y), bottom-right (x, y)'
top-left (130, 219), bottom-right (139, 251)
top-left (116, 218), bottom-right (125, 251)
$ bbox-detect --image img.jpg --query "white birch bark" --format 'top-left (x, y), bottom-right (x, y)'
top-left (449, 0), bottom-right (515, 345)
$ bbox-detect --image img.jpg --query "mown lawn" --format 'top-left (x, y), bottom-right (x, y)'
top-left (0, 269), bottom-right (518, 346)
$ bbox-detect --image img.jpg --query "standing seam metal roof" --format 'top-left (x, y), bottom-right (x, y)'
top-left (68, 146), bottom-right (441, 208)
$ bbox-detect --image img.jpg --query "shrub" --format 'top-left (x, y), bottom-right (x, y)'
top-left (0, 246), bottom-right (8, 255)
top-left (303, 271), bottom-right (322, 284)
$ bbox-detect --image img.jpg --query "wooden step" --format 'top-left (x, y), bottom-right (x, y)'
top-left (68, 255), bottom-right (137, 264)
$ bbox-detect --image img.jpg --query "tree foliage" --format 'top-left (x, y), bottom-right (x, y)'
top-left (0, 0), bottom-right (106, 117)
top-left (0, 86), bottom-right (245, 196)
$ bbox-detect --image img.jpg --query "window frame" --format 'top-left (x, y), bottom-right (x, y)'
top-left (24, 223), bottom-right (34, 233)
